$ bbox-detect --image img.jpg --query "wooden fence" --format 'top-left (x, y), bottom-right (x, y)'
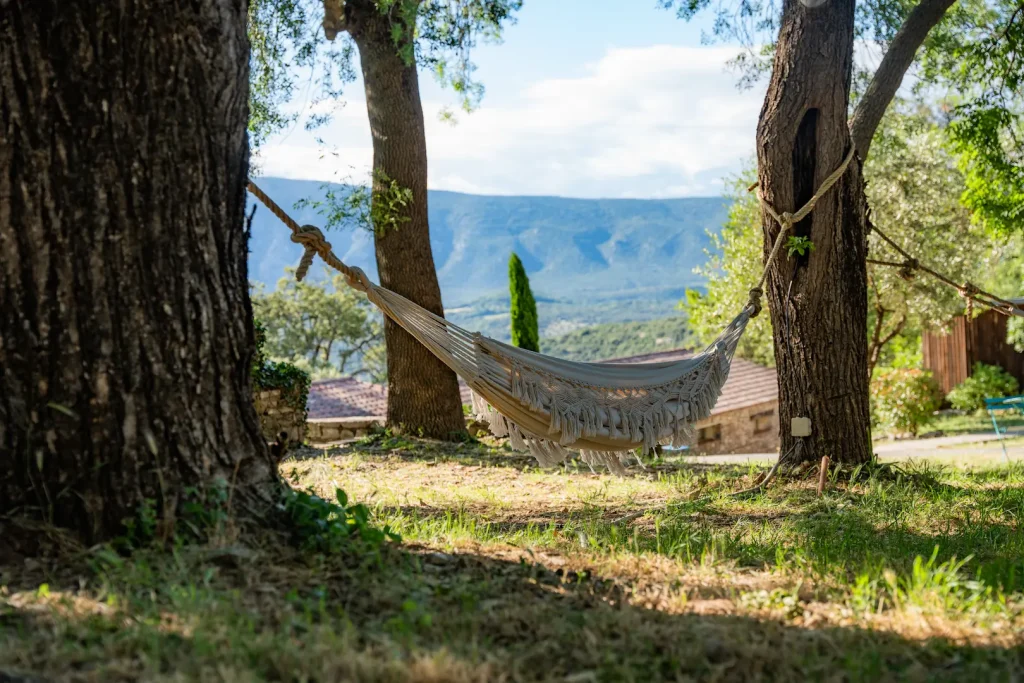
top-left (923, 309), bottom-right (1024, 395)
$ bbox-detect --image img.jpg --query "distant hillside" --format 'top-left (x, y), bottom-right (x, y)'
top-left (247, 178), bottom-right (727, 306)
top-left (541, 316), bottom-right (693, 361)
top-left (247, 178), bottom-right (726, 341)
top-left (443, 291), bottom-right (688, 342)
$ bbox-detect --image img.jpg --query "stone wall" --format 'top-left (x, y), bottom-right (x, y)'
top-left (254, 389), bottom-right (306, 445)
top-left (306, 416), bottom-right (382, 444)
top-left (692, 400), bottom-right (779, 455)
top-left (299, 402), bottom-right (781, 455)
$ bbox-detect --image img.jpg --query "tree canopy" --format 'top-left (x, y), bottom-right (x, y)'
top-left (247, 0), bottom-right (522, 149)
top-left (661, 0), bottom-right (1024, 234)
top-left (252, 267), bottom-right (384, 381)
top-left (683, 106), bottom-right (1011, 371)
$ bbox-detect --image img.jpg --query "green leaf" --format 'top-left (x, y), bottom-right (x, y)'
top-left (785, 235), bottom-right (815, 258)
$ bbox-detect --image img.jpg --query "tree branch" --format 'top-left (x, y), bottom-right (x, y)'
top-left (879, 314), bottom-right (907, 351)
top-left (867, 276), bottom-right (887, 377)
top-left (322, 0), bottom-right (349, 41)
top-left (849, 0), bottom-right (957, 159)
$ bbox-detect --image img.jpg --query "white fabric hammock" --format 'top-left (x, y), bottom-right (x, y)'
top-left (367, 282), bottom-right (751, 473)
top-left (247, 148), bottom-right (854, 471)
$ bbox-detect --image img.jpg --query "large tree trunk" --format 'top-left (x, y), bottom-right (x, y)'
top-left (756, 0), bottom-right (872, 465)
top-left (0, 0), bottom-right (279, 542)
top-left (345, 2), bottom-right (466, 439)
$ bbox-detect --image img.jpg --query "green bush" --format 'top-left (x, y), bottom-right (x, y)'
top-left (282, 487), bottom-right (400, 553)
top-left (252, 318), bottom-right (310, 417)
top-left (508, 252), bottom-right (539, 352)
top-left (1008, 316), bottom-right (1024, 353)
top-left (871, 368), bottom-right (943, 436)
top-left (946, 363), bottom-right (1020, 412)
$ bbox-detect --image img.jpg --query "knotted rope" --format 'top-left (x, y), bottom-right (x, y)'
top-left (960, 281), bottom-right (979, 319)
top-left (747, 145), bottom-right (857, 318)
top-left (866, 217), bottom-right (1024, 319)
top-left (246, 180), bottom-right (371, 292)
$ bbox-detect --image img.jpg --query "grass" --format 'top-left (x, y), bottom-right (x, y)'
top-left (3, 435), bottom-right (1024, 681)
top-left (924, 410), bottom-right (1024, 436)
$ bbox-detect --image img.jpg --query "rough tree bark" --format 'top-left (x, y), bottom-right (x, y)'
top-left (0, 0), bottom-right (279, 542)
top-left (325, 1), bottom-right (467, 439)
top-left (756, 0), bottom-right (872, 465)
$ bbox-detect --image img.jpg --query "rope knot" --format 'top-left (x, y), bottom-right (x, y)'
top-left (343, 266), bottom-right (372, 293)
top-left (747, 287), bottom-right (764, 318)
top-left (959, 281), bottom-right (979, 299)
top-left (898, 258), bottom-right (918, 282)
top-left (291, 225), bottom-right (332, 282)
top-left (779, 212), bottom-right (795, 229)
top-left (960, 281), bottom-right (979, 319)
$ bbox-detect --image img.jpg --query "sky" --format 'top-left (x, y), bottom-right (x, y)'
top-left (255, 1), bottom-right (769, 199)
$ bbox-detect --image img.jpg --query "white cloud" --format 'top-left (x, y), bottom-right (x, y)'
top-left (252, 142), bottom-right (372, 183)
top-left (259, 45), bottom-right (766, 198)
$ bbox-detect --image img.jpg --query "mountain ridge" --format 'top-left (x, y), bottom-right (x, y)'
top-left (247, 177), bottom-right (727, 340)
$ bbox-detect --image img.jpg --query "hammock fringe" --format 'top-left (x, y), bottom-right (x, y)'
top-left (463, 307), bottom-right (750, 471)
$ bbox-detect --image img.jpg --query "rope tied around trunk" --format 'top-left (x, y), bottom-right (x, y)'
top-left (247, 180), bottom-right (371, 292)
top-left (748, 145), bottom-right (857, 317)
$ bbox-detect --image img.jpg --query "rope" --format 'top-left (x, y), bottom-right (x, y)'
top-left (246, 180), bottom-right (301, 233)
top-left (748, 145), bottom-right (857, 317)
top-left (866, 219), bottom-right (1024, 319)
top-left (246, 180), bottom-right (371, 292)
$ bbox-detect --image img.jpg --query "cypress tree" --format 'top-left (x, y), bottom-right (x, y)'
top-left (508, 252), bottom-right (540, 352)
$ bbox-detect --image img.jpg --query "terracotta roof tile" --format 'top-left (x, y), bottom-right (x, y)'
top-left (307, 349), bottom-right (778, 419)
top-left (307, 376), bottom-right (388, 419)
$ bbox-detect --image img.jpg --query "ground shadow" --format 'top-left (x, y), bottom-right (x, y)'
top-left (289, 439), bottom-right (748, 478)
top-left (1, 536), bottom-right (1021, 682)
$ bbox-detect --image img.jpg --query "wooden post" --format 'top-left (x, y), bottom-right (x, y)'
top-left (817, 456), bottom-right (831, 497)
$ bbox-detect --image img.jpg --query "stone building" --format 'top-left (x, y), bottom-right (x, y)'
top-left (305, 348), bottom-right (780, 455)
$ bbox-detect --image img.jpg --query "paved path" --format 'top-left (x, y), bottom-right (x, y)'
top-left (683, 427), bottom-right (1024, 467)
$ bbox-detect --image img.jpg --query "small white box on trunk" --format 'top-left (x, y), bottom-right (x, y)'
top-left (791, 417), bottom-right (812, 437)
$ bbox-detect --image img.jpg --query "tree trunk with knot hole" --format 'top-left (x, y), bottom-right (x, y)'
top-left (346, 1), bottom-right (467, 440)
top-left (0, 0), bottom-right (280, 544)
top-left (756, 0), bottom-right (872, 465)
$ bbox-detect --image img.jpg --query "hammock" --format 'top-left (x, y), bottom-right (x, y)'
top-left (247, 148), bottom-right (854, 471)
top-left (369, 280), bottom-right (749, 473)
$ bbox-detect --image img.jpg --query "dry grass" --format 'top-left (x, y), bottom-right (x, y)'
top-left (2, 434), bottom-right (1024, 681)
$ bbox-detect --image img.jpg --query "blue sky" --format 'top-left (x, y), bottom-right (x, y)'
top-left (256, 1), bottom-right (768, 198)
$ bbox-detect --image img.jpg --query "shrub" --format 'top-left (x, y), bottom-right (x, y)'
top-left (946, 363), bottom-right (1020, 412)
top-left (252, 318), bottom-right (310, 417)
top-left (509, 252), bottom-right (539, 352)
top-left (282, 487), bottom-right (400, 553)
top-left (1008, 316), bottom-right (1024, 353)
top-left (871, 368), bottom-right (943, 436)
